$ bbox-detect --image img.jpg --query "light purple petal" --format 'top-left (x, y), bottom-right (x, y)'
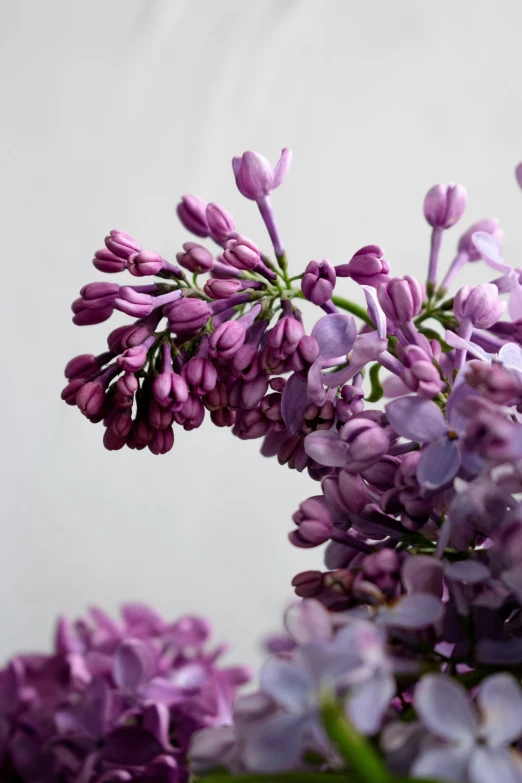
top-left (273, 148), bottom-right (292, 188)
top-left (307, 358), bottom-right (329, 404)
top-left (347, 671), bottom-right (395, 735)
top-left (417, 437), bottom-right (461, 490)
top-left (350, 331), bottom-right (388, 367)
top-left (242, 713), bottom-right (308, 772)
top-left (190, 726), bottom-right (238, 775)
top-left (281, 373), bottom-right (311, 434)
top-left (444, 330), bottom-right (492, 361)
top-left (380, 593), bottom-right (444, 629)
top-left (478, 674), bottom-right (522, 748)
top-left (414, 674), bottom-right (478, 742)
top-left (382, 374), bottom-right (410, 398)
top-left (472, 232), bottom-right (510, 273)
top-left (498, 342), bottom-right (522, 372)
top-left (385, 396), bottom-right (447, 442)
top-left (311, 313), bottom-right (357, 358)
top-left (444, 560), bottom-right (490, 584)
top-left (468, 747), bottom-right (522, 783)
top-left (508, 282), bottom-right (522, 321)
top-left (260, 657), bottom-right (311, 713)
top-left (284, 600), bottom-right (333, 645)
top-left (112, 640), bottom-right (154, 691)
top-left (412, 743), bottom-right (472, 782)
top-left (402, 556), bottom-right (443, 597)
top-left (304, 430), bottom-right (349, 467)
top-left (361, 285), bottom-right (387, 339)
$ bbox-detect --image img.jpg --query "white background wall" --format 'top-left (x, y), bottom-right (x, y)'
top-left (1, 0), bottom-right (522, 670)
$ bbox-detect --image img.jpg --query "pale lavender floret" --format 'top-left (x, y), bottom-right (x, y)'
top-left (412, 673), bottom-right (522, 782)
top-left (232, 149), bottom-right (292, 202)
top-left (377, 276), bottom-right (423, 326)
top-left (423, 183), bottom-right (467, 230)
top-left (454, 283), bottom-right (505, 330)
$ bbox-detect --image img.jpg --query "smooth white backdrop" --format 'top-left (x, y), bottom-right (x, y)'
top-left (1, 0), bottom-right (522, 668)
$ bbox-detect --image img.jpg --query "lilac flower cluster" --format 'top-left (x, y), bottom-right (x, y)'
top-left (0, 605), bottom-right (249, 782)
top-left (61, 149), bottom-right (522, 781)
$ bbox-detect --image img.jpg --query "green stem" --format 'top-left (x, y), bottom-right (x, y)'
top-left (321, 699), bottom-right (388, 783)
top-left (330, 295), bottom-right (372, 326)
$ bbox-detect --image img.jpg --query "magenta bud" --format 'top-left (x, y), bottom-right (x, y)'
top-left (290, 496), bottom-right (334, 548)
top-left (223, 235), bottom-right (261, 271)
top-left (107, 322), bottom-right (155, 353)
top-left (423, 183), bottom-right (467, 229)
top-left (229, 374), bottom-right (269, 410)
top-left (165, 297), bottom-right (211, 334)
top-left (113, 287), bottom-right (154, 318)
top-left (117, 345), bottom-right (147, 372)
top-left (93, 248), bottom-right (128, 273)
top-left (208, 321), bottom-right (246, 360)
top-left (336, 245), bottom-right (391, 288)
top-left (232, 148), bottom-right (292, 201)
top-left (105, 230), bottom-right (141, 259)
top-left (176, 195), bottom-right (210, 238)
top-left (152, 372), bottom-right (189, 410)
top-left (268, 316), bottom-right (305, 355)
top-left (458, 218), bottom-right (503, 261)
top-left (232, 408), bottom-right (270, 440)
top-left (399, 345), bottom-right (444, 399)
top-left (61, 378), bottom-right (86, 405)
top-left (291, 335), bottom-right (320, 370)
top-left (211, 408), bottom-right (236, 427)
top-left (377, 276), bottom-right (423, 325)
top-left (64, 354), bottom-right (98, 380)
top-left (76, 381), bottom-right (105, 418)
top-left (110, 411), bottom-right (132, 439)
top-left (182, 357), bottom-right (217, 395)
top-left (204, 278), bottom-right (243, 300)
top-left (338, 417), bottom-right (390, 473)
top-left (173, 394), bottom-right (205, 430)
top-left (454, 283), bottom-right (506, 328)
top-left (72, 305), bottom-right (114, 326)
top-left (116, 373), bottom-right (139, 396)
top-left (205, 203), bottom-right (236, 244)
top-left (128, 250), bottom-right (164, 277)
top-left (132, 419), bottom-right (155, 446)
top-left (203, 380), bottom-right (228, 411)
top-left (80, 282), bottom-right (120, 304)
top-left (176, 242), bottom-right (214, 274)
top-left (301, 260), bottom-right (336, 306)
top-left (148, 425), bottom-right (175, 455)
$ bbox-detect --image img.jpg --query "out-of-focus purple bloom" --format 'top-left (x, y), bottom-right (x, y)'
top-left (290, 496), bottom-right (334, 548)
top-left (412, 673), bottom-right (522, 782)
top-left (301, 260), bottom-right (336, 306)
top-left (176, 195), bottom-right (210, 238)
top-left (454, 283), bottom-right (505, 330)
top-left (232, 149), bottom-right (292, 201)
top-left (423, 183), bottom-right (467, 229)
top-left (399, 344), bottom-right (445, 398)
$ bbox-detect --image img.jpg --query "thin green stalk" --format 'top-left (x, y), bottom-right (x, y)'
top-left (330, 295), bottom-right (372, 325)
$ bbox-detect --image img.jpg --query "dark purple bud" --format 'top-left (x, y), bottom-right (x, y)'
top-left (423, 183), bottom-right (467, 229)
top-left (291, 570), bottom-right (324, 598)
top-left (232, 408), bottom-right (270, 440)
top-left (148, 426), bottom-right (175, 455)
top-left (302, 400), bottom-right (335, 435)
top-left (152, 372), bottom-right (189, 411)
top-left (335, 245), bottom-right (391, 288)
top-left (377, 276), bottom-right (423, 325)
top-left (454, 283), bottom-right (505, 328)
top-left (278, 432), bottom-right (309, 471)
top-left (204, 278), bottom-right (243, 300)
top-left (208, 321), bottom-right (246, 360)
top-left (260, 345), bottom-right (287, 374)
top-left (230, 344), bottom-right (260, 381)
top-left (211, 408), bottom-right (236, 427)
top-left (107, 315), bottom-right (159, 353)
top-left (173, 394), bottom-right (205, 430)
top-left (165, 297), bottom-right (211, 334)
top-left (288, 335), bottom-right (320, 373)
top-left (229, 374), bottom-right (269, 410)
top-left (361, 549), bottom-right (401, 597)
top-left (64, 354), bottom-right (99, 380)
top-left (290, 495), bottom-right (334, 548)
top-left (458, 218), bottom-right (503, 260)
top-left (105, 230), bottom-right (141, 259)
top-left (116, 373), bottom-right (139, 397)
top-left (465, 360), bottom-right (520, 405)
top-left (76, 381), bottom-right (105, 418)
top-left (93, 248), bottom-right (128, 273)
top-left (132, 419), bottom-right (155, 446)
top-left (182, 357), bottom-right (217, 395)
top-left (301, 260), bottom-right (336, 306)
top-left (117, 345), bottom-right (147, 373)
top-left (336, 383), bottom-right (365, 422)
top-left (268, 316), bottom-right (305, 356)
top-left (338, 417), bottom-right (390, 472)
top-left (203, 380), bottom-right (228, 411)
top-left (232, 148), bottom-right (292, 201)
top-left (72, 304), bottom-right (114, 325)
top-left (205, 203), bottom-right (236, 244)
top-left (109, 411), bottom-right (132, 439)
top-left (223, 235), bottom-right (261, 271)
top-left (177, 195), bottom-right (210, 238)
top-left (61, 378), bottom-right (86, 405)
top-left (260, 392), bottom-right (283, 424)
top-left (148, 400), bottom-right (174, 430)
top-left (128, 250), bottom-right (165, 277)
top-left (176, 242), bottom-right (214, 274)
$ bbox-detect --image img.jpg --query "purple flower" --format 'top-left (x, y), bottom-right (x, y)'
top-left (176, 242), bottom-right (214, 274)
top-left (176, 195), bottom-right (210, 238)
top-left (232, 149), bottom-right (292, 201)
top-left (454, 283), bottom-right (505, 329)
top-left (377, 276), bottom-right (423, 326)
top-left (412, 673), bottom-right (522, 782)
top-left (423, 183), bottom-right (467, 229)
top-left (165, 297), bottom-right (211, 334)
top-left (335, 245), bottom-right (391, 288)
top-left (223, 235), bottom-right (261, 271)
top-left (128, 250), bottom-right (165, 277)
top-left (305, 416), bottom-right (389, 473)
top-left (206, 203), bottom-right (236, 244)
top-left (290, 496), bottom-right (335, 548)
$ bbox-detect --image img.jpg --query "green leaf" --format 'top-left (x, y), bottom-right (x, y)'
top-left (365, 363), bottom-right (384, 403)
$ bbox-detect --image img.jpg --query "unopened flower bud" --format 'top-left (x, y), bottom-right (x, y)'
top-left (76, 381), bottom-right (105, 418)
top-left (104, 230), bottom-right (141, 259)
top-left (268, 317), bottom-right (305, 356)
top-left (176, 242), bottom-right (214, 274)
top-left (128, 250), bottom-right (164, 277)
top-left (148, 426), bottom-right (175, 455)
top-left (165, 297), bottom-right (211, 334)
top-left (423, 183), bottom-right (467, 229)
top-left (290, 496), bottom-right (334, 548)
top-left (223, 236), bottom-right (261, 271)
top-left (182, 357), bottom-right (217, 395)
top-left (301, 260), bottom-right (336, 305)
top-left (176, 195), bottom-right (210, 238)
top-left (377, 276), bottom-right (423, 325)
top-left (232, 148), bottom-right (292, 201)
top-left (335, 245), bottom-right (391, 288)
top-left (206, 203), bottom-right (236, 244)
top-left (204, 278), bottom-right (243, 300)
top-left (232, 408), bottom-right (270, 440)
top-left (117, 345), bottom-right (147, 373)
top-left (454, 283), bottom-right (506, 328)
top-left (208, 321), bottom-right (246, 360)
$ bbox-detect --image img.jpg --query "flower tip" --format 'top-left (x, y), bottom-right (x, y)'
top-left (515, 162), bottom-right (522, 190)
